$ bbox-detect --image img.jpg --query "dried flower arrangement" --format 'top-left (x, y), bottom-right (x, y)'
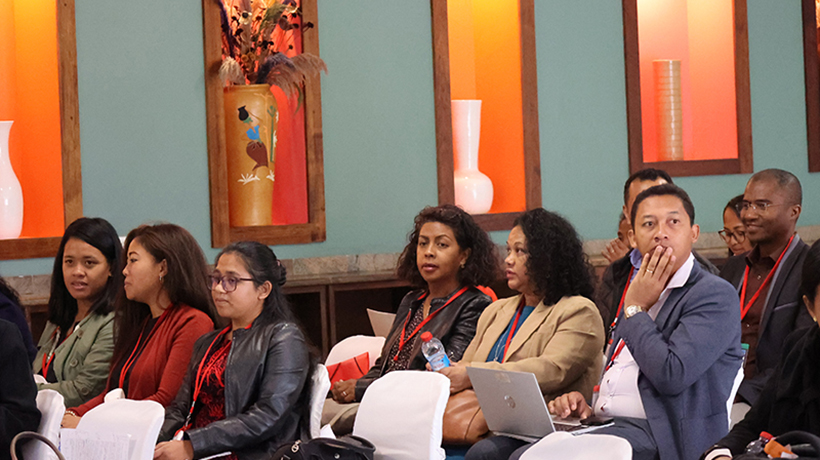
top-left (217, 0), bottom-right (326, 94)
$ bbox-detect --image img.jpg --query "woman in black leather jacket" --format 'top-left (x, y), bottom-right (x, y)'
top-left (324, 204), bottom-right (500, 434)
top-left (156, 241), bottom-right (315, 460)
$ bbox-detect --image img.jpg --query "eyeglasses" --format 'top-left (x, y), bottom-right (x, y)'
top-left (718, 229), bottom-right (746, 243)
top-left (208, 274), bottom-right (254, 292)
top-left (736, 201), bottom-right (785, 213)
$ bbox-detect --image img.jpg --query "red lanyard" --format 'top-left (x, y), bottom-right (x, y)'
top-left (739, 235), bottom-right (794, 320)
top-left (393, 286), bottom-right (469, 362)
top-left (41, 327), bottom-right (68, 378)
top-left (118, 308), bottom-right (170, 390)
top-left (608, 266), bottom-right (636, 344)
top-left (604, 339), bottom-right (627, 373)
top-left (178, 323), bottom-right (250, 434)
top-left (501, 297), bottom-right (528, 363)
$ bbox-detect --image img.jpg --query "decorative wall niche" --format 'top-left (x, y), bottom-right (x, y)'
top-left (431, 0), bottom-right (542, 231)
top-left (202, 0), bottom-right (326, 247)
top-left (0, 0), bottom-right (82, 260)
top-left (622, 0), bottom-right (753, 176)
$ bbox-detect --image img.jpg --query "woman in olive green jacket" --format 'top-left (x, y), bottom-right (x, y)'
top-left (32, 218), bottom-right (122, 407)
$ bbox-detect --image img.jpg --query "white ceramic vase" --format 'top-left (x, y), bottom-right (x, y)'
top-left (452, 100), bottom-right (493, 214)
top-left (0, 121), bottom-right (23, 239)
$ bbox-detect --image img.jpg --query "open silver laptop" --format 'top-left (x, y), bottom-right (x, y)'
top-left (466, 367), bottom-right (611, 442)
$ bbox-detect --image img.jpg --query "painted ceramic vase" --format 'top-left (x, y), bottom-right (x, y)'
top-left (0, 121), bottom-right (23, 239)
top-left (224, 84), bottom-right (278, 226)
top-left (452, 100), bottom-right (493, 214)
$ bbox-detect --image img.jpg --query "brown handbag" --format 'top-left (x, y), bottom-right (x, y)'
top-left (442, 389), bottom-right (489, 445)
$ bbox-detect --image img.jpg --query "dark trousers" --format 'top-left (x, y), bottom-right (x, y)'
top-left (465, 417), bottom-right (659, 460)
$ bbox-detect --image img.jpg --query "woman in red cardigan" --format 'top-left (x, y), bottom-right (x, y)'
top-left (61, 223), bottom-right (217, 428)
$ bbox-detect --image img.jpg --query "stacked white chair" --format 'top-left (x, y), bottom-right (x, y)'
top-left (325, 335), bottom-right (385, 370)
top-left (309, 363), bottom-right (332, 438)
top-left (353, 371), bottom-right (449, 460)
top-left (73, 398), bottom-right (164, 460)
top-left (21, 389), bottom-right (65, 460)
top-left (519, 431), bottom-right (632, 460)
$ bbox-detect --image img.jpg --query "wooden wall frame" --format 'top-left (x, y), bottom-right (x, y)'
top-left (202, 0), bottom-right (326, 247)
top-left (803, 0), bottom-right (820, 172)
top-left (430, 0), bottom-right (542, 231)
top-left (0, 0), bottom-right (83, 260)
top-left (622, 0), bottom-right (753, 177)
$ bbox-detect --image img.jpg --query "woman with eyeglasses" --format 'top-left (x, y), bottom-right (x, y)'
top-left (156, 241), bottom-right (315, 460)
top-left (720, 195), bottom-right (752, 256)
top-left (61, 223), bottom-right (216, 428)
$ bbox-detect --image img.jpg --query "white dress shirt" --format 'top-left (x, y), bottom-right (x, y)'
top-left (594, 253), bottom-right (695, 419)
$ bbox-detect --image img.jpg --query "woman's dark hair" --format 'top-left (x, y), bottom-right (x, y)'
top-left (48, 217), bottom-right (123, 334)
top-left (0, 277), bottom-right (21, 306)
top-left (801, 239), bottom-right (820, 302)
top-left (216, 241), bottom-right (318, 431)
top-left (215, 241), bottom-right (294, 325)
top-left (725, 194), bottom-right (744, 219)
top-left (396, 204), bottom-right (500, 288)
top-left (513, 208), bottom-right (595, 306)
top-left (112, 223), bottom-right (217, 366)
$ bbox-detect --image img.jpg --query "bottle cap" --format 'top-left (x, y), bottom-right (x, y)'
top-left (421, 331), bottom-right (433, 342)
top-left (741, 343), bottom-right (750, 351)
top-left (760, 431), bottom-right (773, 440)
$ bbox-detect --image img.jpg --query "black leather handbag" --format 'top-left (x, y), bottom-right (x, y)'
top-left (271, 436), bottom-right (376, 460)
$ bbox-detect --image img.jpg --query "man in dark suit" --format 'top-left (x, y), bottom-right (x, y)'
top-left (719, 169), bottom-right (812, 410)
top-left (543, 184), bottom-right (742, 460)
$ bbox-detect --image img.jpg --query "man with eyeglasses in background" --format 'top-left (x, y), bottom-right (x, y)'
top-left (719, 169), bottom-right (812, 423)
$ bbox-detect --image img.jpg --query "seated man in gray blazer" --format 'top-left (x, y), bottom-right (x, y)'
top-left (542, 184), bottom-right (742, 460)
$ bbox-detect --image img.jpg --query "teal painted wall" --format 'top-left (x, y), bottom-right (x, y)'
top-left (0, 1), bottom-right (815, 275)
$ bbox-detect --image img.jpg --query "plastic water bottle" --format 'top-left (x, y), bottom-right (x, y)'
top-left (745, 431), bottom-right (772, 455)
top-left (421, 332), bottom-right (451, 371)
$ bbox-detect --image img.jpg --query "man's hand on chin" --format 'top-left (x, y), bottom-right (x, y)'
top-left (623, 245), bottom-right (677, 310)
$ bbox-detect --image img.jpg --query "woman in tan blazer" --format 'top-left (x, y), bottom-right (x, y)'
top-left (440, 208), bottom-right (605, 460)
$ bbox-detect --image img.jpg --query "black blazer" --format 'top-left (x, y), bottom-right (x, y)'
top-left (719, 235), bottom-right (813, 405)
top-left (354, 286), bottom-right (491, 401)
top-left (159, 320), bottom-right (311, 460)
top-left (0, 319), bottom-right (40, 460)
top-left (709, 326), bottom-right (820, 456)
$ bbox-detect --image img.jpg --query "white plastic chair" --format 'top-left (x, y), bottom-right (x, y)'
top-left (519, 431), bottom-right (632, 460)
top-left (309, 363), bottom-right (332, 439)
top-left (326, 335), bottom-right (385, 370)
top-left (21, 389), bottom-right (65, 460)
top-left (353, 371), bottom-right (449, 460)
top-left (727, 364), bottom-right (745, 429)
top-left (73, 398), bottom-right (164, 460)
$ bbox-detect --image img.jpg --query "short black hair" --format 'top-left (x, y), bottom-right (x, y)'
top-left (630, 183), bottom-right (695, 229)
top-left (512, 208), bottom-right (595, 306)
top-left (623, 168), bottom-right (674, 205)
top-left (749, 168), bottom-right (802, 206)
top-left (725, 194), bottom-right (744, 219)
top-left (801, 239), bottom-right (820, 301)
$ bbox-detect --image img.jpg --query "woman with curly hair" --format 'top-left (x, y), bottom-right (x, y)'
top-left (440, 208), bottom-right (605, 459)
top-left (323, 204), bottom-right (499, 434)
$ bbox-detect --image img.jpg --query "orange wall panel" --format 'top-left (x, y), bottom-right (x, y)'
top-left (11, 0), bottom-right (64, 237)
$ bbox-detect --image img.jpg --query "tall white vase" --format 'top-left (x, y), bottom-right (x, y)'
top-left (0, 121), bottom-right (23, 239)
top-left (452, 100), bottom-right (493, 214)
